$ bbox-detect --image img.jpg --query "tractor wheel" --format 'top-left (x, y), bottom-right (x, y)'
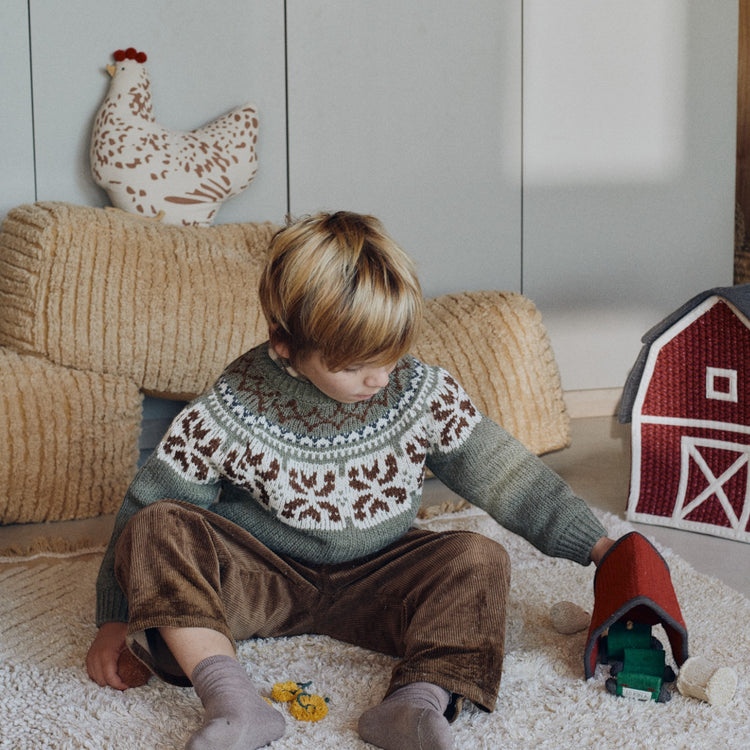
top-left (598, 635), bottom-right (609, 663)
top-left (657, 684), bottom-right (672, 703)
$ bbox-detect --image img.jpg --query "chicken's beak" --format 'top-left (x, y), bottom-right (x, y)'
top-left (106, 64), bottom-right (117, 78)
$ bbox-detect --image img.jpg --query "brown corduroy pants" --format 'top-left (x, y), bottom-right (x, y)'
top-left (114, 499), bottom-right (510, 713)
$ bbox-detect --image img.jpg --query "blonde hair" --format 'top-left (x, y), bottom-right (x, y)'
top-left (259, 211), bottom-right (423, 370)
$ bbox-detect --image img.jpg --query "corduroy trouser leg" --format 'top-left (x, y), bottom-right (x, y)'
top-left (114, 498), bottom-right (510, 713)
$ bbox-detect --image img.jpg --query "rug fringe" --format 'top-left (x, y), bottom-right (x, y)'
top-left (0, 535), bottom-right (105, 561)
top-left (417, 499), bottom-right (471, 519)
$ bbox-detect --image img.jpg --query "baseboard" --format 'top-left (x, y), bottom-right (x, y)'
top-left (563, 387), bottom-right (623, 419)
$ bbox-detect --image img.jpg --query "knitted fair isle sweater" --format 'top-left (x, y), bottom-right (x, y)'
top-left (96, 343), bottom-right (607, 625)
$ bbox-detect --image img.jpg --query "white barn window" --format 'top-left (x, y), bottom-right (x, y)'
top-left (706, 367), bottom-right (738, 403)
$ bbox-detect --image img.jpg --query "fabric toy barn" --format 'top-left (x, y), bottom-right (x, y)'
top-left (620, 284), bottom-right (750, 543)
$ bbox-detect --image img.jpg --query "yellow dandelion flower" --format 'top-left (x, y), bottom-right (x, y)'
top-left (289, 691), bottom-right (329, 722)
top-left (271, 681), bottom-right (309, 703)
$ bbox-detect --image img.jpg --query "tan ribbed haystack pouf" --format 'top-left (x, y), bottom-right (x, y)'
top-left (0, 347), bottom-right (142, 523)
top-left (413, 291), bottom-right (570, 455)
top-left (0, 202), bottom-right (568, 523)
top-left (0, 202), bottom-right (276, 399)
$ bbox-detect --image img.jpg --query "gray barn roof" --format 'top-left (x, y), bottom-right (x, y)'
top-left (618, 284), bottom-right (750, 423)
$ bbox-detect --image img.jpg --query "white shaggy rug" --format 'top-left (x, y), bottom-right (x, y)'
top-left (0, 507), bottom-right (747, 750)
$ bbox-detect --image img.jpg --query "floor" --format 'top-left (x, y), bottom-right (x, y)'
top-left (1, 416), bottom-right (748, 600)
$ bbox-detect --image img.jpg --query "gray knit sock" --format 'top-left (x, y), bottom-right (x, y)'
top-left (186, 655), bottom-right (285, 750)
top-left (358, 681), bottom-right (454, 750)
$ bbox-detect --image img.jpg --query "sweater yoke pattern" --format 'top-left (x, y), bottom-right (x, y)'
top-left (156, 348), bottom-right (483, 533)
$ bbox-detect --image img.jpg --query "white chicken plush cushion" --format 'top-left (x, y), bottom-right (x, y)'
top-left (90, 48), bottom-right (258, 226)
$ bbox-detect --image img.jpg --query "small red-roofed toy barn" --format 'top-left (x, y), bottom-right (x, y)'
top-left (619, 285), bottom-right (750, 543)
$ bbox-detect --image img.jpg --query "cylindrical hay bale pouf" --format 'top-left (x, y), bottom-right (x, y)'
top-left (411, 290), bottom-right (570, 455)
top-left (0, 347), bottom-right (142, 523)
top-left (0, 202), bottom-right (277, 400)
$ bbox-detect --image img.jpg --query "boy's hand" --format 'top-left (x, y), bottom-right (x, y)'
top-left (590, 536), bottom-right (616, 566)
top-left (86, 621), bottom-right (131, 690)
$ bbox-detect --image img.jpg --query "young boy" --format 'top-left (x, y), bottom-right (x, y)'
top-left (86, 211), bottom-right (615, 750)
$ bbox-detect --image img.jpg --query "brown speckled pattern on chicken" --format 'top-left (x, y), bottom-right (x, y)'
top-left (90, 53), bottom-right (258, 226)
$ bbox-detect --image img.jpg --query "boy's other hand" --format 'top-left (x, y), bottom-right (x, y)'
top-left (590, 536), bottom-right (616, 567)
top-left (86, 621), bottom-right (131, 690)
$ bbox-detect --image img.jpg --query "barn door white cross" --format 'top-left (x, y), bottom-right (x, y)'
top-left (674, 436), bottom-right (750, 535)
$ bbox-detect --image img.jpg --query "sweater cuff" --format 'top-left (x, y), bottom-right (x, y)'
top-left (551, 509), bottom-right (608, 566)
top-left (96, 588), bottom-right (129, 627)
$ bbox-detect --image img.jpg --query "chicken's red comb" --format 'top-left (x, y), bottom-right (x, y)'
top-left (113, 48), bottom-right (147, 64)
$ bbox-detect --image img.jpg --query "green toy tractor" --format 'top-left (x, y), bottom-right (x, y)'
top-left (599, 620), bottom-right (677, 703)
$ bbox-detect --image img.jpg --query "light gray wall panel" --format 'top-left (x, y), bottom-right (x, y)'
top-left (523, 0), bottom-right (737, 390)
top-left (0, 1), bottom-right (739, 396)
top-left (1, 0), bottom-right (36, 219)
top-left (286, 0), bottom-right (522, 298)
top-left (29, 0), bottom-right (288, 224)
